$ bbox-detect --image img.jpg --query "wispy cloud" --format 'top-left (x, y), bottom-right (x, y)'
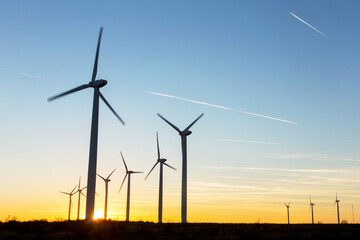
top-left (209, 166), bottom-right (340, 173)
top-left (203, 138), bottom-right (280, 145)
top-left (143, 90), bottom-right (297, 124)
top-left (290, 12), bottom-right (332, 41)
top-left (20, 73), bottom-right (44, 79)
top-left (341, 158), bottom-right (360, 163)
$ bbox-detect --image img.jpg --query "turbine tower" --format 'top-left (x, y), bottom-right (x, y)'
top-left (145, 132), bottom-right (176, 223)
top-left (309, 195), bottom-right (315, 224)
top-left (97, 168), bottom-right (116, 220)
top-left (334, 192), bottom-right (340, 224)
top-left (60, 184), bottom-right (78, 221)
top-left (75, 177), bottom-right (87, 220)
top-left (48, 27), bottom-right (125, 221)
top-left (119, 152), bottom-right (143, 222)
top-left (157, 113), bottom-right (204, 223)
top-left (284, 202), bottom-right (290, 224)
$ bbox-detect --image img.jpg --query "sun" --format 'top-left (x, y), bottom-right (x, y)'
top-left (93, 210), bottom-right (103, 220)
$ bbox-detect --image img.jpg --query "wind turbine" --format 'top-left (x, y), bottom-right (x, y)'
top-left (119, 152), bottom-right (143, 222)
top-left (97, 168), bottom-right (116, 220)
top-left (284, 202), bottom-right (290, 224)
top-left (157, 113), bottom-right (204, 223)
top-left (309, 195), bottom-right (315, 224)
top-left (60, 184), bottom-right (78, 221)
top-left (48, 27), bottom-right (125, 221)
top-left (145, 132), bottom-right (176, 223)
top-left (334, 192), bottom-right (340, 224)
top-left (75, 177), bottom-right (87, 220)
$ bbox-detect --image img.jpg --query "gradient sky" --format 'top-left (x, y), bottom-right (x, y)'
top-left (1, 0), bottom-right (360, 223)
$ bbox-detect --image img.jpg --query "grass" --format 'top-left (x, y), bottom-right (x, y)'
top-left (0, 220), bottom-right (360, 240)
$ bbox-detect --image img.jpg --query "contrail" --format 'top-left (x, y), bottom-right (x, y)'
top-left (290, 12), bottom-right (332, 40)
top-left (143, 90), bottom-right (297, 124)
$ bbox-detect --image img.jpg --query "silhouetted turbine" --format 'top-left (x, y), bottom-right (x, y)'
top-left (60, 184), bottom-right (78, 221)
top-left (284, 202), bottom-right (290, 224)
top-left (309, 195), bottom-right (315, 224)
top-left (145, 132), bottom-right (176, 223)
top-left (75, 177), bottom-right (87, 220)
top-left (157, 113), bottom-right (203, 223)
top-left (97, 168), bottom-right (116, 220)
top-left (119, 152), bottom-right (143, 222)
top-left (334, 192), bottom-right (340, 224)
top-left (48, 27), bottom-right (125, 221)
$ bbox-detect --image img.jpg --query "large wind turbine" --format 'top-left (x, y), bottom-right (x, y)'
top-left (157, 113), bottom-right (204, 223)
top-left (48, 27), bottom-right (125, 221)
top-left (75, 177), bottom-right (87, 220)
top-left (97, 168), bottom-right (116, 220)
top-left (284, 202), bottom-right (290, 224)
top-left (119, 152), bottom-right (143, 222)
top-left (145, 132), bottom-right (176, 223)
top-left (60, 184), bottom-right (78, 221)
top-left (334, 192), bottom-right (340, 224)
top-left (309, 195), bottom-right (315, 224)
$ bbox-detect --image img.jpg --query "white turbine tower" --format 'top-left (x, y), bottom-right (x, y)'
top-left (60, 184), bottom-right (78, 221)
top-left (157, 113), bottom-right (204, 223)
top-left (145, 132), bottom-right (176, 223)
top-left (48, 27), bottom-right (125, 221)
top-left (309, 195), bottom-right (315, 224)
top-left (334, 192), bottom-right (340, 224)
top-left (119, 152), bottom-right (143, 222)
top-left (97, 168), bottom-right (116, 220)
top-left (75, 177), bottom-right (87, 220)
top-left (284, 202), bottom-right (290, 224)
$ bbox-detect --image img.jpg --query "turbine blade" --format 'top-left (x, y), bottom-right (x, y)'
top-left (163, 162), bottom-right (176, 170)
top-left (106, 168), bottom-right (116, 179)
top-left (80, 186), bottom-right (87, 191)
top-left (157, 131), bottom-right (160, 159)
top-left (99, 91), bottom-right (125, 125)
top-left (97, 173), bottom-right (106, 181)
top-left (70, 185), bottom-right (78, 194)
top-left (284, 203), bottom-right (287, 207)
top-left (132, 171), bottom-right (143, 174)
top-left (120, 151), bottom-right (128, 171)
top-left (119, 174), bottom-right (128, 193)
top-left (95, 192), bottom-right (100, 197)
top-left (157, 113), bottom-right (181, 133)
top-left (78, 176), bottom-right (81, 190)
top-left (81, 192), bottom-right (86, 198)
top-left (184, 113), bottom-right (204, 131)
top-left (91, 27), bottom-right (103, 83)
top-left (48, 84), bottom-right (91, 102)
top-left (288, 202), bottom-right (291, 206)
top-left (60, 191), bottom-right (69, 195)
top-left (309, 195), bottom-right (311, 204)
top-left (145, 162), bottom-right (159, 180)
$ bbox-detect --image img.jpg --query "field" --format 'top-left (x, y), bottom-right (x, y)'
top-left (0, 221), bottom-right (360, 240)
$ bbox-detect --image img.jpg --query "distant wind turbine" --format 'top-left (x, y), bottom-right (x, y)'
top-left (97, 168), bottom-right (116, 220)
top-left (157, 113), bottom-right (204, 223)
top-left (75, 177), bottom-right (87, 220)
top-left (119, 152), bottom-right (143, 222)
top-left (60, 184), bottom-right (78, 221)
top-left (334, 192), bottom-right (340, 224)
top-left (48, 27), bottom-right (125, 221)
top-left (309, 195), bottom-right (315, 224)
top-left (284, 202), bottom-right (290, 224)
top-left (145, 132), bottom-right (176, 223)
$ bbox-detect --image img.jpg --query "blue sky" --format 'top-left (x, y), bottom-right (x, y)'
top-left (1, 0), bottom-right (360, 223)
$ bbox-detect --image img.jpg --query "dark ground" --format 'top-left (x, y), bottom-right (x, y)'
top-left (0, 220), bottom-right (359, 240)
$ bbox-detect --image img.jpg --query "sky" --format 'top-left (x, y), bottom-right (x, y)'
top-left (1, 0), bottom-right (360, 223)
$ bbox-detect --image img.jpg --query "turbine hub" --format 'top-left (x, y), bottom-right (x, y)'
top-left (90, 79), bottom-right (108, 88)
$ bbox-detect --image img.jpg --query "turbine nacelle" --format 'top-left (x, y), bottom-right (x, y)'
top-left (158, 158), bottom-right (167, 163)
top-left (180, 130), bottom-right (192, 136)
top-left (90, 79), bottom-right (107, 88)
